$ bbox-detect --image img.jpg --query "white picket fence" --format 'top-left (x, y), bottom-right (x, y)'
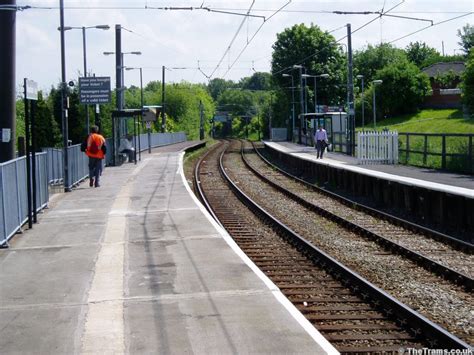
top-left (357, 131), bottom-right (399, 165)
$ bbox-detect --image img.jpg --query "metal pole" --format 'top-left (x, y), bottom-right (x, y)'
top-left (199, 100), bottom-right (204, 140)
top-left (361, 77), bottom-right (365, 130)
top-left (31, 100), bottom-right (37, 223)
top-left (82, 26), bottom-right (90, 135)
top-left (291, 76), bottom-right (295, 141)
top-left (161, 65), bottom-right (166, 132)
top-left (114, 24), bottom-right (122, 166)
top-left (133, 115), bottom-right (137, 165)
top-left (373, 87), bottom-right (377, 129)
top-left (139, 68), bottom-right (143, 161)
top-left (59, 0), bottom-right (69, 191)
top-left (269, 92), bottom-right (273, 140)
top-left (23, 79), bottom-right (32, 229)
top-left (299, 66), bottom-right (304, 145)
top-left (303, 74), bottom-right (307, 115)
top-left (314, 76), bottom-right (317, 114)
top-left (0, 0), bottom-right (16, 163)
top-left (347, 23), bottom-right (355, 156)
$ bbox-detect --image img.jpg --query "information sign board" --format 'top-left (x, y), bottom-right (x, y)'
top-left (79, 77), bottom-right (111, 104)
top-left (1, 128), bottom-right (11, 143)
top-left (25, 79), bottom-right (38, 101)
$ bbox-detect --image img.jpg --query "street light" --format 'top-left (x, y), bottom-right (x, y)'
top-left (282, 73), bottom-right (295, 141)
top-left (372, 80), bottom-right (383, 129)
top-left (59, 25), bottom-right (109, 134)
top-left (292, 65), bottom-right (304, 144)
top-left (356, 75), bottom-right (365, 130)
top-left (103, 50), bottom-right (141, 134)
top-left (302, 73), bottom-right (329, 114)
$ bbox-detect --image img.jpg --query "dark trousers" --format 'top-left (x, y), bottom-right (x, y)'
top-left (88, 158), bottom-right (103, 186)
top-left (316, 140), bottom-right (326, 158)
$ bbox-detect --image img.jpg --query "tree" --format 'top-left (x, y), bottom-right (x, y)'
top-left (239, 72), bottom-right (273, 91)
top-left (354, 43), bottom-right (407, 83)
top-left (405, 41), bottom-right (440, 68)
top-left (374, 61), bottom-right (431, 117)
top-left (207, 78), bottom-right (236, 100)
top-left (457, 24), bottom-right (474, 55)
top-left (271, 23), bottom-right (346, 124)
top-left (34, 92), bottom-right (62, 148)
top-left (461, 48), bottom-right (474, 115)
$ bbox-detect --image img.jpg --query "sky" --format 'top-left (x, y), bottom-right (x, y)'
top-left (14, 0), bottom-right (474, 94)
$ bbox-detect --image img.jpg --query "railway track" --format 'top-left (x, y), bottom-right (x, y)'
top-left (243, 141), bottom-right (473, 291)
top-left (193, 140), bottom-right (471, 353)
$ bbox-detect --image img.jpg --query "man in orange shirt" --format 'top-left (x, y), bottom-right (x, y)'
top-left (85, 125), bottom-right (106, 187)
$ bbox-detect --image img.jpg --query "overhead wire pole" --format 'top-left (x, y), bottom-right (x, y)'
top-left (161, 65), bottom-right (165, 132)
top-left (59, 0), bottom-right (70, 192)
top-left (113, 24), bottom-right (122, 166)
top-left (0, 0), bottom-right (16, 163)
top-left (347, 23), bottom-right (355, 156)
top-left (81, 26), bottom-right (90, 135)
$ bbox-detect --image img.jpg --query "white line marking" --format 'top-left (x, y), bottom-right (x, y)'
top-left (82, 160), bottom-right (150, 353)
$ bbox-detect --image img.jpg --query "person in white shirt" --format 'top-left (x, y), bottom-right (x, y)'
top-left (314, 125), bottom-right (328, 159)
top-left (118, 135), bottom-right (135, 162)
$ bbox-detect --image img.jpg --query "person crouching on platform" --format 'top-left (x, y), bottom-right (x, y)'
top-left (119, 135), bottom-right (135, 163)
top-left (85, 125), bottom-right (106, 187)
top-left (314, 125), bottom-right (328, 159)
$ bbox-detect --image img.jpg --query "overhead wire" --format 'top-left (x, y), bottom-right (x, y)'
top-left (388, 12), bottom-right (473, 44)
top-left (207, 0), bottom-right (257, 79)
top-left (222, 0), bottom-right (291, 79)
top-left (273, 0), bottom-right (406, 77)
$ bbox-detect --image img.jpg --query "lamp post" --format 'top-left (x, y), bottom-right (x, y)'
top-left (104, 50), bottom-right (141, 133)
top-left (372, 80), bottom-right (383, 129)
top-left (293, 65), bottom-right (304, 144)
top-left (302, 73), bottom-right (329, 114)
top-left (126, 67), bottom-right (143, 161)
top-left (282, 73), bottom-right (295, 141)
top-left (356, 75), bottom-right (365, 130)
top-left (61, 25), bottom-right (109, 134)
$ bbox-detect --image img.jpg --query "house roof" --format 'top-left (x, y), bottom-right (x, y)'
top-left (422, 62), bottom-right (465, 77)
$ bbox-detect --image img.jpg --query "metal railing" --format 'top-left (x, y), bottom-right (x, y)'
top-left (43, 148), bottom-right (63, 184)
top-left (399, 132), bottom-right (474, 173)
top-left (1, 132), bottom-right (188, 245)
top-left (270, 128), bottom-right (288, 141)
top-left (0, 153), bottom-right (49, 245)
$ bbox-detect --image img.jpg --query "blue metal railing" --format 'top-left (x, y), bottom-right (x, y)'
top-left (1, 132), bottom-right (187, 245)
top-left (0, 153), bottom-right (49, 245)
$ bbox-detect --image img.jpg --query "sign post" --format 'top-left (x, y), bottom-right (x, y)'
top-left (23, 79), bottom-right (39, 228)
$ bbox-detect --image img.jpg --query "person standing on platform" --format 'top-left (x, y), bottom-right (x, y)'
top-left (314, 125), bottom-right (328, 159)
top-left (84, 125), bottom-right (106, 187)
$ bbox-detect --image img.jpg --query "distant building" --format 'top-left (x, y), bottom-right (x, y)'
top-left (422, 62), bottom-right (465, 109)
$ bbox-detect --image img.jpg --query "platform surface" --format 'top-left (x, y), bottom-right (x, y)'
top-left (0, 142), bottom-right (335, 354)
top-left (265, 141), bottom-right (473, 198)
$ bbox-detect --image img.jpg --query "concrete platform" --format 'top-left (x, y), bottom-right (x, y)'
top-left (0, 142), bottom-right (336, 354)
top-left (266, 141), bottom-right (474, 196)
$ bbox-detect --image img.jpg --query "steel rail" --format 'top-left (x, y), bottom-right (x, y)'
top-left (241, 142), bottom-right (473, 291)
top-left (193, 140), bottom-right (226, 229)
top-left (216, 140), bottom-right (470, 350)
top-left (253, 142), bottom-right (473, 253)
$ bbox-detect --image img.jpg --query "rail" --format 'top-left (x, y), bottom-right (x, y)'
top-left (218, 141), bottom-right (469, 350)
